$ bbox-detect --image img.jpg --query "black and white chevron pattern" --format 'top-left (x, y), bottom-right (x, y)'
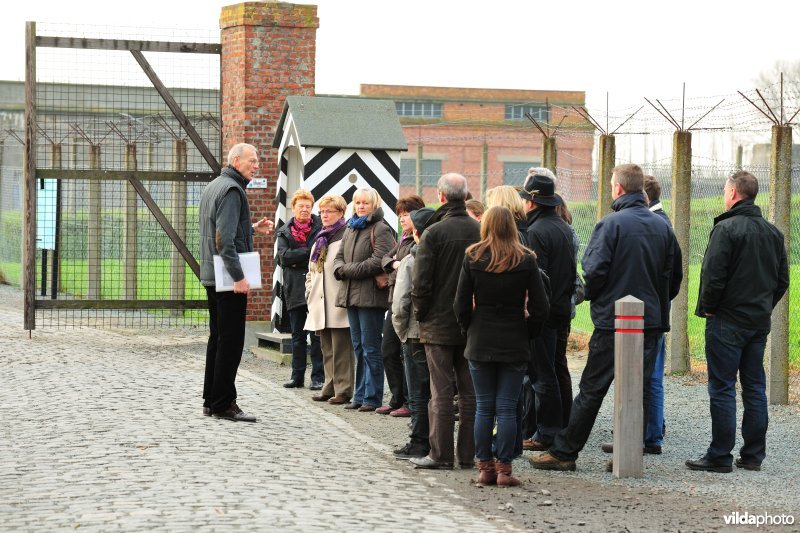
top-left (271, 111), bottom-right (401, 332)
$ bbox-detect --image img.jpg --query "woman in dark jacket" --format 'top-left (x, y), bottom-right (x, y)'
top-left (454, 206), bottom-right (549, 487)
top-left (377, 194), bottom-right (425, 416)
top-left (333, 188), bottom-right (396, 411)
top-left (276, 189), bottom-right (323, 389)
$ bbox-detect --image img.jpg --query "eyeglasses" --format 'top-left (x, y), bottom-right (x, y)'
top-left (319, 209), bottom-right (341, 215)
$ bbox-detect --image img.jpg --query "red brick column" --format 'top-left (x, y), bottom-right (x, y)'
top-left (220, 1), bottom-right (318, 321)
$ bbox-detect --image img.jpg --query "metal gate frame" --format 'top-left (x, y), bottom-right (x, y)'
top-left (23, 21), bottom-right (222, 330)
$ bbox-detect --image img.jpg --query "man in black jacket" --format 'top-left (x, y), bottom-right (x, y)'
top-left (686, 171), bottom-right (788, 473)
top-left (519, 173), bottom-right (576, 450)
top-left (410, 173), bottom-right (481, 469)
top-left (531, 164), bottom-right (682, 471)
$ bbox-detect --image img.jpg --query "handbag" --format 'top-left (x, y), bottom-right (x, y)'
top-left (370, 226), bottom-right (391, 290)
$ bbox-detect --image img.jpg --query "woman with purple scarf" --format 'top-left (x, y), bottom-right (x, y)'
top-left (276, 189), bottom-right (324, 389)
top-left (377, 195), bottom-right (425, 416)
top-left (304, 195), bottom-right (354, 404)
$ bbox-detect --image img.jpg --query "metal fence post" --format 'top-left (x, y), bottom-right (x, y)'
top-left (767, 125), bottom-right (791, 405)
top-left (480, 142), bottom-right (488, 202)
top-left (170, 140), bottom-right (187, 310)
top-left (415, 143), bottom-right (422, 197)
top-left (613, 295), bottom-right (644, 478)
top-left (87, 144), bottom-right (102, 300)
top-left (23, 21), bottom-right (37, 330)
top-left (124, 143), bottom-right (138, 300)
top-left (668, 131), bottom-right (691, 374)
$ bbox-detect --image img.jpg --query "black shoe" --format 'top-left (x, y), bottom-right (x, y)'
top-left (212, 402), bottom-right (256, 423)
top-left (203, 407), bottom-right (211, 416)
top-left (309, 381), bottom-right (324, 391)
top-left (735, 457), bottom-right (762, 471)
top-left (685, 456), bottom-right (732, 473)
top-left (283, 380), bottom-right (304, 388)
top-left (601, 442), bottom-right (662, 455)
top-left (393, 443), bottom-right (429, 460)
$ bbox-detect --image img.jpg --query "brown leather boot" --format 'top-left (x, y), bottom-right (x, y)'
top-left (495, 461), bottom-right (521, 487)
top-left (476, 459), bottom-right (496, 485)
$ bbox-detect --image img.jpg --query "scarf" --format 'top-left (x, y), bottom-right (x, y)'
top-left (310, 217), bottom-right (346, 268)
top-left (290, 218), bottom-right (312, 245)
top-left (347, 213), bottom-right (369, 229)
top-left (399, 230), bottom-right (413, 246)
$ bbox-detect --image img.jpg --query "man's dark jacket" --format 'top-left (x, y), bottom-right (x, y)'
top-left (695, 199), bottom-right (789, 330)
top-left (275, 215), bottom-right (322, 311)
top-left (582, 192), bottom-right (682, 332)
top-left (525, 207), bottom-right (577, 326)
top-left (412, 200), bottom-right (481, 345)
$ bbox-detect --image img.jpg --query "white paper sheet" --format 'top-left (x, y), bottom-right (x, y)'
top-left (213, 252), bottom-right (262, 292)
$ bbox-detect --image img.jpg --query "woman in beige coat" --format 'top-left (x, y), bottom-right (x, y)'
top-left (305, 195), bottom-right (354, 404)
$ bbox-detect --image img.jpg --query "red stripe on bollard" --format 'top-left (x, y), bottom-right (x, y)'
top-left (616, 329), bottom-right (643, 334)
top-left (616, 315), bottom-right (643, 320)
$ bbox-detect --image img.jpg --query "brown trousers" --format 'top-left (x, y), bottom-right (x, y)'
top-left (424, 343), bottom-right (476, 464)
top-left (319, 327), bottom-right (355, 398)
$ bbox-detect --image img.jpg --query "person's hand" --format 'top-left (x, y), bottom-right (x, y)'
top-left (253, 218), bottom-right (274, 235)
top-left (233, 279), bottom-right (250, 294)
top-left (392, 260), bottom-right (400, 270)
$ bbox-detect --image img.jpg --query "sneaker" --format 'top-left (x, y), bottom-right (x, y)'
top-left (685, 456), bottom-right (732, 473)
top-left (389, 406), bottom-right (411, 417)
top-left (735, 457), bottom-right (761, 471)
top-left (529, 451), bottom-right (576, 471)
top-left (410, 455), bottom-right (453, 469)
top-left (393, 443), bottom-right (428, 460)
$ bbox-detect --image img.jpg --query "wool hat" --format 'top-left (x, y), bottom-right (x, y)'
top-left (518, 174), bottom-right (562, 207)
top-left (410, 207), bottom-right (436, 233)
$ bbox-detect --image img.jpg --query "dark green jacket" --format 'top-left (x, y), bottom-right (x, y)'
top-left (695, 200), bottom-right (789, 329)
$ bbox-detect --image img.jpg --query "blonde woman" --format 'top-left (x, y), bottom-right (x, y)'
top-left (485, 185), bottom-right (528, 245)
top-left (333, 188), bottom-right (396, 411)
top-left (305, 195), bottom-right (354, 404)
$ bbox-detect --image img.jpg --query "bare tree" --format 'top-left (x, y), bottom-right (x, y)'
top-left (754, 60), bottom-right (800, 122)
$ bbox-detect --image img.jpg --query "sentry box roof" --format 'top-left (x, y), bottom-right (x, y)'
top-left (272, 95), bottom-right (408, 151)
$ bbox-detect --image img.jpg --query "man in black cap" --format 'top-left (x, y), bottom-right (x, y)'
top-left (519, 170), bottom-right (576, 451)
top-left (531, 163), bottom-right (682, 471)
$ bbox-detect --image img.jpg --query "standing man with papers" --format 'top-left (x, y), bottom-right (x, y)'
top-left (199, 143), bottom-right (270, 422)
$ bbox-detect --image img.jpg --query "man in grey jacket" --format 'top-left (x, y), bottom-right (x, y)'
top-left (199, 143), bottom-right (270, 422)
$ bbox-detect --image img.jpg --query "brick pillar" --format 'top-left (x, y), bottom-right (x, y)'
top-left (220, 1), bottom-right (318, 321)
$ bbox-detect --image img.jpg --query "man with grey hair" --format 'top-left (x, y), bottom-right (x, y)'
top-left (410, 173), bottom-right (480, 469)
top-left (199, 142), bottom-right (271, 422)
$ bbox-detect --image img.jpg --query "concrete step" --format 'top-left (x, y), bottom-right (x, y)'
top-left (255, 331), bottom-right (292, 354)
top-left (251, 345), bottom-right (291, 366)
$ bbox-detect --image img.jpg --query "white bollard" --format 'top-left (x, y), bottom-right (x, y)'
top-left (613, 295), bottom-right (644, 478)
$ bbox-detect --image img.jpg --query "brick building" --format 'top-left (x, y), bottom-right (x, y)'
top-left (359, 84), bottom-right (594, 203)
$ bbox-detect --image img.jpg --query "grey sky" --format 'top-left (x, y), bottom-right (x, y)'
top-left (2, 1), bottom-right (798, 118)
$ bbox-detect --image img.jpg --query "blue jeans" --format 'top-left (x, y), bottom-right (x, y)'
top-left (644, 334), bottom-right (666, 447)
top-left (470, 360), bottom-right (526, 464)
top-left (705, 316), bottom-right (769, 466)
top-left (551, 330), bottom-right (658, 461)
top-left (403, 340), bottom-right (430, 449)
top-left (288, 306), bottom-right (323, 384)
top-left (347, 307), bottom-right (386, 407)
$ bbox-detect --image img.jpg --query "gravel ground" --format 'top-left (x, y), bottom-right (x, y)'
top-left (243, 341), bottom-right (800, 532)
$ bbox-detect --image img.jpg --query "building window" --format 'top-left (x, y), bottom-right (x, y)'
top-left (503, 162), bottom-right (537, 185)
top-left (400, 158), bottom-right (442, 186)
top-left (505, 104), bottom-right (548, 122)
top-left (395, 101), bottom-right (442, 118)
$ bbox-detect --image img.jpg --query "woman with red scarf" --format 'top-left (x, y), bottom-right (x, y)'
top-left (276, 189), bottom-right (324, 389)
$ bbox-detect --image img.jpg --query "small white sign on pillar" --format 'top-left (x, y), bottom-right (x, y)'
top-left (613, 295), bottom-right (644, 479)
